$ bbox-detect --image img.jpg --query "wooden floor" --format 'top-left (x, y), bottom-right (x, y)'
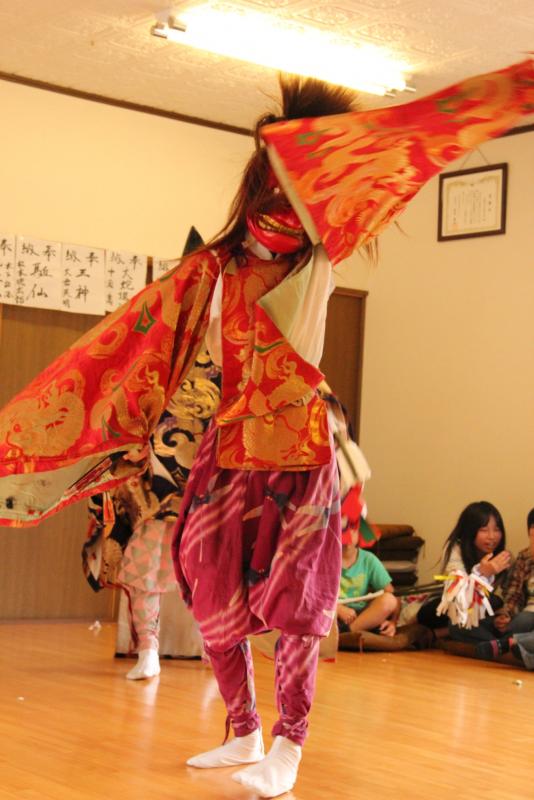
top-left (1, 622), bottom-right (532, 800)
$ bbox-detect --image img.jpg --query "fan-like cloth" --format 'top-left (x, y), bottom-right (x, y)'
top-left (0, 59), bottom-right (532, 526)
top-left (262, 59), bottom-right (534, 264)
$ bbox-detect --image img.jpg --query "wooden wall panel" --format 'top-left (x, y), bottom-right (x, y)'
top-left (0, 304), bottom-right (114, 620)
top-left (320, 288), bottom-right (367, 440)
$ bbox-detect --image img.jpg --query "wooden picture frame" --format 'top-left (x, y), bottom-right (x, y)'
top-left (437, 163), bottom-right (508, 241)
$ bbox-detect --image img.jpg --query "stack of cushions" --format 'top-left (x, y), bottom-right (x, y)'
top-left (370, 524), bottom-right (425, 588)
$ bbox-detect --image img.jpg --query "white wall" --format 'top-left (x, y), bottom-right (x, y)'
top-left (0, 80), bottom-right (253, 257)
top-left (336, 131), bottom-right (534, 580)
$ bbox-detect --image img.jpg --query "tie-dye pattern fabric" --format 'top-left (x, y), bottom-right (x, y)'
top-left (272, 633), bottom-right (320, 744)
top-left (205, 633), bottom-right (320, 745)
top-left (172, 421), bottom-right (341, 651)
top-left (204, 638), bottom-right (261, 738)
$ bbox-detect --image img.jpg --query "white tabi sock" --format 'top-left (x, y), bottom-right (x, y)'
top-left (126, 649), bottom-right (161, 680)
top-left (186, 728), bottom-right (264, 768)
top-left (232, 735), bottom-right (302, 797)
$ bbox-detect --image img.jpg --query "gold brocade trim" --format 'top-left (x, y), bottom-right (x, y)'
top-left (216, 396), bottom-right (330, 470)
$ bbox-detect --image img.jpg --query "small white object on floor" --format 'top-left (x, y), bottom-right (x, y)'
top-left (232, 735), bottom-right (301, 798)
top-left (88, 620), bottom-right (101, 631)
top-left (513, 679), bottom-right (523, 687)
top-left (126, 649), bottom-right (160, 680)
top-left (17, 697), bottom-right (25, 701)
top-left (187, 728), bottom-right (264, 768)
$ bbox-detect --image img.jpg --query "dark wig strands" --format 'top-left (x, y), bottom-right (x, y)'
top-left (278, 74), bottom-right (360, 120)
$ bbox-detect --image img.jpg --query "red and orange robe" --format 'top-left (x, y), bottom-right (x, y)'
top-left (0, 62), bottom-right (532, 577)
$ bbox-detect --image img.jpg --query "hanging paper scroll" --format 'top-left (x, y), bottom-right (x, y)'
top-left (104, 250), bottom-right (148, 312)
top-left (0, 233), bottom-right (16, 304)
top-left (14, 236), bottom-right (63, 310)
top-left (1, 230), bottom-right (150, 314)
top-left (61, 243), bottom-right (105, 315)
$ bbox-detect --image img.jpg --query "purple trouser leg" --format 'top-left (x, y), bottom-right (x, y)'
top-left (206, 633), bottom-right (320, 747)
top-left (204, 638), bottom-right (261, 738)
top-left (272, 633), bottom-right (320, 746)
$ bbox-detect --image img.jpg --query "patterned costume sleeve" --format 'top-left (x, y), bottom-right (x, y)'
top-left (81, 349), bottom-right (222, 591)
top-left (0, 250), bottom-right (220, 527)
top-left (262, 59), bottom-right (534, 264)
top-left (502, 549), bottom-right (529, 617)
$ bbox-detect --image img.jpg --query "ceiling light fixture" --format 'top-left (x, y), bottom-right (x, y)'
top-left (152, 6), bottom-right (413, 97)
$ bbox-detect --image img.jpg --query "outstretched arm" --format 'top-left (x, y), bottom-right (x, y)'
top-left (262, 59), bottom-right (534, 264)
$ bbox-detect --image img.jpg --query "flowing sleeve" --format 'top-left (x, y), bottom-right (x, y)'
top-left (261, 59), bottom-right (534, 264)
top-left (0, 249), bottom-right (220, 527)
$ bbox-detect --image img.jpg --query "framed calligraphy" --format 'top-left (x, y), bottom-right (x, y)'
top-left (437, 163), bottom-right (508, 241)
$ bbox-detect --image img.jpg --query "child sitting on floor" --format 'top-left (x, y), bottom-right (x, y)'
top-left (493, 507), bottom-right (534, 635)
top-left (436, 500), bottom-right (511, 643)
top-left (337, 534), bottom-right (399, 649)
top-left (476, 508), bottom-right (534, 668)
top-left (417, 500), bottom-right (511, 644)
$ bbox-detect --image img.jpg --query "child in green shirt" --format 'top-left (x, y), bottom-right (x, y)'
top-left (337, 539), bottom-right (399, 645)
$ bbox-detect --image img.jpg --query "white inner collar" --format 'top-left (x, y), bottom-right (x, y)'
top-left (244, 233), bottom-right (274, 261)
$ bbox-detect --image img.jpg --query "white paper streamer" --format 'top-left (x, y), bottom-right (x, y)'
top-left (436, 570), bottom-right (494, 629)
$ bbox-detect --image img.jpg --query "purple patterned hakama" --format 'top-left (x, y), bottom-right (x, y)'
top-left (172, 422), bottom-right (340, 744)
top-left (172, 422), bottom-right (341, 652)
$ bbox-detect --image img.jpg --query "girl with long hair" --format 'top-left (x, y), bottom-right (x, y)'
top-left (437, 501), bottom-right (511, 641)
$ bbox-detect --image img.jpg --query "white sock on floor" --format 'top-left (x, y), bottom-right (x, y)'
top-left (126, 649), bottom-right (160, 680)
top-left (186, 728), bottom-right (264, 768)
top-left (232, 735), bottom-right (302, 797)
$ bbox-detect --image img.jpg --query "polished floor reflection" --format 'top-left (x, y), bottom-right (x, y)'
top-left (0, 621), bottom-right (531, 799)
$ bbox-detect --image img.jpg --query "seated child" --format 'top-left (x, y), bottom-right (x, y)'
top-left (493, 507), bottom-right (534, 635)
top-left (337, 534), bottom-right (399, 649)
top-left (321, 384), bottom-right (399, 648)
top-left (436, 500), bottom-right (511, 643)
top-left (476, 508), bottom-right (534, 669)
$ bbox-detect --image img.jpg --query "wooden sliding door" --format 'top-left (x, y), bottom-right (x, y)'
top-left (320, 287), bottom-right (367, 440)
top-left (0, 304), bottom-right (114, 619)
